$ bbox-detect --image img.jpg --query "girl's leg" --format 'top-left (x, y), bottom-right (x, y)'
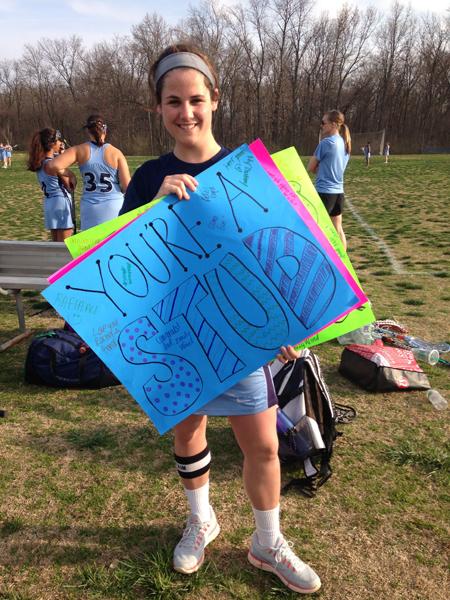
top-left (174, 414), bottom-right (209, 491)
top-left (52, 228), bottom-right (73, 242)
top-left (228, 406), bottom-right (280, 510)
top-left (172, 414), bottom-right (220, 574)
top-left (331, 214), bottom-right (347, 251)
top-left (230, 408), bottom-right (321, 594)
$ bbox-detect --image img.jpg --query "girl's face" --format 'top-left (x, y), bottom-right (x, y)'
top-left (320, 116), bottom-right (337, 137)
top-left (51, 140), bottom-right (63, 154)
top-left (157, 68), bottom-right (218, 152)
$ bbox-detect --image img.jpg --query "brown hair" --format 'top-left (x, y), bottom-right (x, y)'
top-left (150, 43), bottom-right (219, 105)
top-left (27, 128), bottom-right (61, 172)
top-left (325, 109), bottom-right (351, 154)
top-left (83, 114), bottom-right (108, 146)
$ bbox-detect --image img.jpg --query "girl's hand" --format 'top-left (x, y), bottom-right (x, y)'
top-left (276, 345), bottom-right (302, 363)
top-left (67, 171), bottom-right (77, 191)
top-left (59, 171), bottom-right (76, 193)
top-left (155, 174), bottom-right (198, 201)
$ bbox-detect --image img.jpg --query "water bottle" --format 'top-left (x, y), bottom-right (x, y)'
top-left (374, 328), bottom-right (449, 355)
top-left (337, 324), bottom-right (378, 345)
top-left (426, 389), bottom-right (448, 410)
top-left (401, 335), bottom-right (449, 354)
top-left (276, 408), bottom-right (295, 434)
top-left (412, 348), bottom-right (440, 366)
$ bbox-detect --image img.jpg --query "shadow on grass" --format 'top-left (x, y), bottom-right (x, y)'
top-left (0, 524), bottom-right (302, 598)
top-left (18, 418), bottom-right (242, 482)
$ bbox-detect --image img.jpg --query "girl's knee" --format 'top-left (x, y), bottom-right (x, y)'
top-left (174, 416), bottom-right (207, 447)
top-left (245, 438), bottom-right (279, 463)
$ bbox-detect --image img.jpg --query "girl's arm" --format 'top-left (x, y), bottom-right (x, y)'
top-left (45, 146), bottom-right (78, 177)
top-left (307, 156), bottom-right (319, 174)
top-left (117, 151), bottom-right (131, 193)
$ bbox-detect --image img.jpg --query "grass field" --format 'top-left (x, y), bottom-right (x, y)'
top-left (0, 153), bottom-right (449, 600)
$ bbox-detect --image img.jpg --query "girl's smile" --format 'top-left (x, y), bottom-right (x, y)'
top-left (157, 68), bottom-right (219, 161)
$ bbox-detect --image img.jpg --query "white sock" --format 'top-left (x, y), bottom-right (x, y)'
top-left (184, 481), bottom-right (211, 522)
top-left (252, 505), bottom-right (281, 548)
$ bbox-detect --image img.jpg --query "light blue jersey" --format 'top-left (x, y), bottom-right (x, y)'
top-left (79, 142), bottom-right (123, 230)
top-left (0, 148), bottom-right (4, 160)
top-left (314, 134), bottom-right (349, 194)
top-left (37, 159), bottom-right (73, 229)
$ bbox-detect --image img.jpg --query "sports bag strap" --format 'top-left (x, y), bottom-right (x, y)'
top-left (281, 476), bottom-right (319, 498)
top-left (334, 403), bottom-right (357, 424)
top-left (304, 457), bottom-right (318, 478)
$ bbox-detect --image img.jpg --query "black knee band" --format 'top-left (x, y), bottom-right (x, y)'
top-left (175, 446), bottom-right (211, 479)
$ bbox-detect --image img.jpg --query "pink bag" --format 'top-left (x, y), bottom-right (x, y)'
top-left (339, 339), bottom-right (431, 392)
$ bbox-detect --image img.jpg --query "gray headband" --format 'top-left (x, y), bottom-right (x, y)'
top-left (154, 52), bottom-right (216, 89)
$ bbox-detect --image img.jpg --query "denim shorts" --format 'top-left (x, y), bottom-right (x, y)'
top-left (195, 365), bottom-right (277, 416)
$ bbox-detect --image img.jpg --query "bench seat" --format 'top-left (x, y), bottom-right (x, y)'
top-left (0, 240), bottom-right (72, 350)
top-left (0, 276), bottom-right (50, 290)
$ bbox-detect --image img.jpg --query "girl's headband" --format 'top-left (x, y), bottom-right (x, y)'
top-left (154, 52), bottom-right (216, 88)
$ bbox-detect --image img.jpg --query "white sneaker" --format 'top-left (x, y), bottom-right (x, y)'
top-left (173, 507), bottom-right (220, 574)
top-left (248, 532), bottom-right (321, 594)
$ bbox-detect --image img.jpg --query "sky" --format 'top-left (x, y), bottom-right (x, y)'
top-left (0, 0), bottom-right (448, 61)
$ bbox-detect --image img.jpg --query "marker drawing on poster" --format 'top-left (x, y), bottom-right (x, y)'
top-left (44, 143), bottom-right (366, 433)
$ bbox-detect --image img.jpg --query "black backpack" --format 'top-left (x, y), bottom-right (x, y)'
top-left (24, 329), bottom-right (119, 389)
top-left (272, 349), bottom-right (355, 497)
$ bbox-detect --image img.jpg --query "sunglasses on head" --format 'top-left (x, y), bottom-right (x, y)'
top-left (86, 120), bottom-right (107, 132)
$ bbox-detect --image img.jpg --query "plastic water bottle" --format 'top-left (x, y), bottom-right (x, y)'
top-left (337, 324), bottom-right (378, 345)
top-left (426, 389), bottom-right (448, 410)
top-left (373, 328), bottom-right (449, 355)
top-left (383, 331), bottom-right (450, 354)
top-left (412, 348), bottom-right (440, 366)
top-left (276, 409), bottom-right (295, 433)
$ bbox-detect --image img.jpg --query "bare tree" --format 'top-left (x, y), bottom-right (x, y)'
top-left (131, 13), bottom-right (174, 153)
top-left (0, 0), bottom-right (448, 153)
top-left (416, 13), bottom-right (450, 150)
top-left (0, 60), bottom-right (25, 138)
top-left (228, 0), bottom-right (270, 141)
top-left (38, 36), bottom-right (84, 102)
top-left (22, 44), bottom-right (58, 125)
top-left (374, 1), bottom-right (415, 130)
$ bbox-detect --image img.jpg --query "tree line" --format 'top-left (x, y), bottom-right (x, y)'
top-left (0, 0), bottom-right (448, 156)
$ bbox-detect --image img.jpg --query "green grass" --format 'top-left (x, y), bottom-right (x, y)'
top-left (0, 153), bottom-right (449, 599)
top-left (384, 439), bottom-right (450, 475)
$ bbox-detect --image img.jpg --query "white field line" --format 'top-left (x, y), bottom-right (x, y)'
top-left (345, 196), bottom-right (406, 274)
top-left (345, 196), bottom-right (441, 277)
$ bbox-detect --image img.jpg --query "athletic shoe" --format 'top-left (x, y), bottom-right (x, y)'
top-left (173, 507), bottom-right (220, 574)
top-left (248, 532), bottom-right (321, 594)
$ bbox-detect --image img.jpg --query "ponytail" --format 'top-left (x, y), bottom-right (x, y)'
top-left (340, 123), bottom-right (351, 155)
top-left (83, 114), bottom-right (107, 146)
top-left (324, 109), bottom-right (351, 155)
top-left (27, 128), bottom-right (60, 171)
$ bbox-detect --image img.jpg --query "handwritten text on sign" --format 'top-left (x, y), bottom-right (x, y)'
top-left (43, 144), bottom-right (364, 433)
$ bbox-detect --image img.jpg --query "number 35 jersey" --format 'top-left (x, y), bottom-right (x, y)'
top-left (79, 142), bottom-right (124, 231)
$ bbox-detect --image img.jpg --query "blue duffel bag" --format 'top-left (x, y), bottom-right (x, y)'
top-left (24, 329), bottom-right (119, 389)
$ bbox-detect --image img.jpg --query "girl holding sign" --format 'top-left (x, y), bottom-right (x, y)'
top-left (27, 128), bottom-right (75, 241)
top-left (47, 115), bottom-right (131, 231)
top-left (120, 44), bottom-right (321, 595)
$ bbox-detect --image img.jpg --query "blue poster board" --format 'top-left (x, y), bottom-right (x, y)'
top-left (43, 144), bottom-right (364, 433)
